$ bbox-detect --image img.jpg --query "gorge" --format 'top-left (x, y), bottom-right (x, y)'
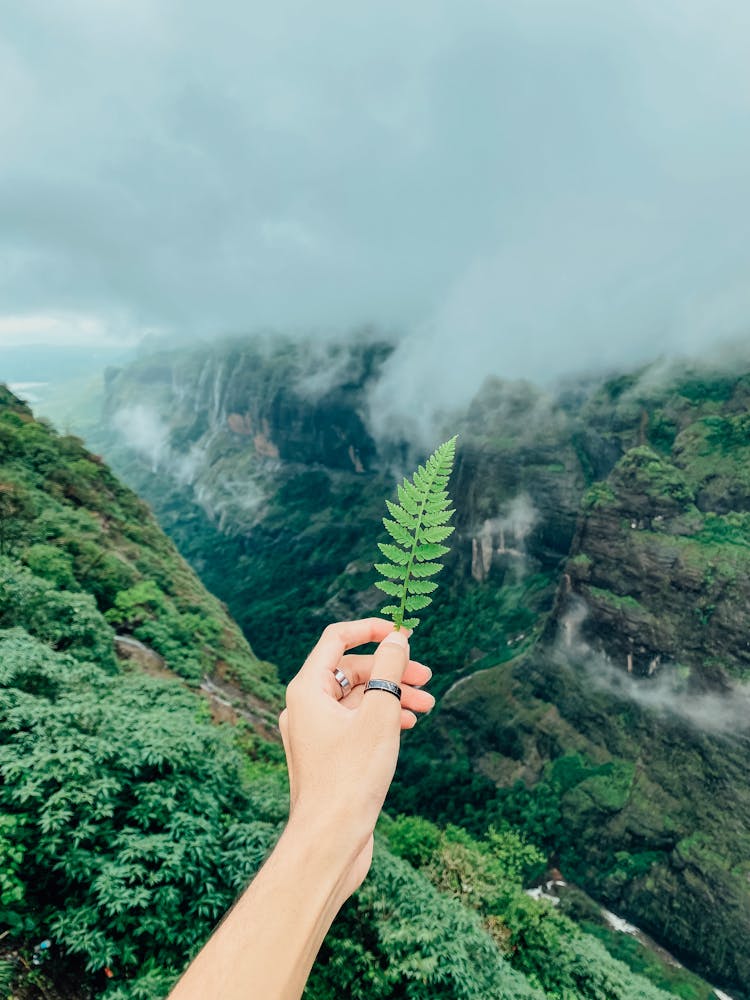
top-left (85, 334), bottom-right (750, 998)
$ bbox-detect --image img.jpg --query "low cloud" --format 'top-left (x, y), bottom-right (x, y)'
top-left (3, 0), bottom-right (750, 408)
top-left (470, 495), bottom-right (539, 583)
top-left (112, 404), bottom-right (169, 473)
top-left (555, 598), bottom-right (750, 735)
top-left (112, 403), bottom-right (265, 528)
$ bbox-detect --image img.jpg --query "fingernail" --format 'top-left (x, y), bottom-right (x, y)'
top-left (381, 631), bottom-right (409, 649)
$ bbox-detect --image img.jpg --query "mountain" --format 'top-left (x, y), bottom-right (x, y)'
top-left (86, 335), bottom-right (750, 997)
top-left (0, 383), bottom-right (692, 1000)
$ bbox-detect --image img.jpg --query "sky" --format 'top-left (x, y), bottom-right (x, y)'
top-left (2, 0), bottom-right (750, 403)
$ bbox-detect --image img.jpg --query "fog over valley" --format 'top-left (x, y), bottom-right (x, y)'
top-left (2, 0), bottom-right (750, 407)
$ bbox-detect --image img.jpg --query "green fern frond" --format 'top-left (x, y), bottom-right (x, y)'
top-left (375, 436), bottom-right (457, 630)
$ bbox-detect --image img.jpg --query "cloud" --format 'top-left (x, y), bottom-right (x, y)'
top-left (555, 597), bottom-right (750, 736)
top-left (2, 0), bottom-right (750, 395)
top-left (469, 495), bottom-right (540, 583)
top-left (0, 311), bottom-right (141, 349)
top-left (111, 401), bottom-right (266, 529)
top-left (112, 405), bottom-right (170, 472)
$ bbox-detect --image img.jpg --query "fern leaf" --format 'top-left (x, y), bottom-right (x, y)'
top-left (385, 499), bottom-right (417, 529)
top-left (372, 436), bottom-right (457, 631)
top-left (415, 542), bottom-right (450, 561)
top-left (410, 561), bottom-right (443, 578)
top-left (383, 518), bottom-right (412, 546)
top-left (378, 542), bottom-right (410, 565)
top-left (425, 496), bottom-right (449, 511)
top-left (420, 525), bottom-right (454, 544)
top-left (422, 508), bottom-right (455, 527)
top-left (375, 562), bottom-right (408, 580)
top-left (405, 594), bottom-right (431, 612)
top-left (397, 483), bottom-right (420, 515)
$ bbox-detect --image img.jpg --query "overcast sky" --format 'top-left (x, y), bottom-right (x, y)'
top-left (2, 0), bottom-right (750, 397)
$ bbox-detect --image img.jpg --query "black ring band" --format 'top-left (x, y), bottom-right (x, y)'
top-left (364, 679), bottom-right (402, 701)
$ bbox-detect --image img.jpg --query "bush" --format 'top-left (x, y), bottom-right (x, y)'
top-left (105, 581), bottom-right (222, 682)
top-left (22, 542), bottom-right (77, 589)
top-left (0, 628), bottom-right (285, 996)
top-left (0, 557), bottom-right (116, 669)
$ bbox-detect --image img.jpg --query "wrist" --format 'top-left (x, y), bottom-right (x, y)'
top-left (285, 804), bottom-right (369, 868)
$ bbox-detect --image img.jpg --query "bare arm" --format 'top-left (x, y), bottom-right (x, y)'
top-left (169, 618), bottom-right (434, 1000)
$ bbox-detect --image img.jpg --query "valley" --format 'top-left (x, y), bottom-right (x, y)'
top-left (63, 334), bottom-right (750, 998)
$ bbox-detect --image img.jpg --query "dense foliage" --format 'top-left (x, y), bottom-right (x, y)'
top-left (77, 345), bottom-right (750, 993)
top-left (0, 385), bottom-right (280, 708)
top-left (0, 627), bottom-right (285, 996)
top-left (1, 384), bottom-right (713, 998)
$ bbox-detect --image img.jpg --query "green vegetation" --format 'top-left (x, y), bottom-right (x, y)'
top-left (0, 386), bottom-right (280, 708)
top-left (380, 817), bottom-right (678, 1000)
top-left (0, 627), bottom-right (285, 996)
top-left (613, 446), bottom-right (694, 507)
top-left (375, 436), bottom-right (457, 630)
top-left (583, 482), bottom-right (616, 509)
top-left (577, 921), bottom-right (715, 1000)
top-left (1, 386), bottom-right (694, 999)
top-left (42, 346), bottom-right (750, 995)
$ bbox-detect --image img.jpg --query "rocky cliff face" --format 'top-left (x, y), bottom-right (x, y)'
top-left (94, 337), bottom-right (750, 995)
top-left (102, 336), bottom-right (387, 530)
top-left (422, 368), bottom-right (750, 997)
top-left (564, 371), bottom-right (750, 685)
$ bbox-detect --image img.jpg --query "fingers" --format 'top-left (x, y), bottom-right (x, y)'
top-left (401, 685), bottom-right (435, 715)
top-left (401, 709), bottom-right (418, 729)
top-left (335, 654), bottom-right (431, 691)
top-left (336, 683), bottom-right (433, 728)
top-left (369, 630), bottom-right (410, 685)
top-left (361, 630), bottom-right (410, 724)
top-left (300, 619), bottom-right (408, 683)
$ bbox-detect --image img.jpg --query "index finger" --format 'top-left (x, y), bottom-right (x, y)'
top-left (299, 618), bottom-right (408, 683)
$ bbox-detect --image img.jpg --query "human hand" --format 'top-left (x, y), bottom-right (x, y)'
top-left (279, 618), bottom-right (434, 898)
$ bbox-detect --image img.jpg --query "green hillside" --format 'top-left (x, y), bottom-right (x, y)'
top-left (77, 338), bottom-right (750, 997)
top-left (0, 384), bottom-right (697, 999)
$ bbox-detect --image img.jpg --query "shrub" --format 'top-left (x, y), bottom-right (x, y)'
top-left (0, 558), bottom-right (116, 669)
top-left (0, 628), bottom-right (285, 996)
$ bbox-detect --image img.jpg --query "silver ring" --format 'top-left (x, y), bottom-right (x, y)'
top-left (363, 678), bottom-right (402, 701)
top-left (334, 668), bottom-right (352, 698)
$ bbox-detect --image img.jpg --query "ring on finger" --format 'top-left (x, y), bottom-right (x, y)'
top-left (333, 667), bottom-right (352, 698)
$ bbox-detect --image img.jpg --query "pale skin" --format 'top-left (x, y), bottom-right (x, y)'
top-left (169, 617), bottom-right (435, 1000)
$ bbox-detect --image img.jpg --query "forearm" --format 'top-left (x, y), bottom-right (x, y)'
top-left (169, 815), bottom-right (358, 1000)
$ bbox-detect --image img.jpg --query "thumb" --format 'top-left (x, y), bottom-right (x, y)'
top-left (372, 629), bottom-right (410, 682)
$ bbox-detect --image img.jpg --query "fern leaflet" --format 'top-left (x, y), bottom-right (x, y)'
top-left (374, 436), bottom-right (457, 630)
